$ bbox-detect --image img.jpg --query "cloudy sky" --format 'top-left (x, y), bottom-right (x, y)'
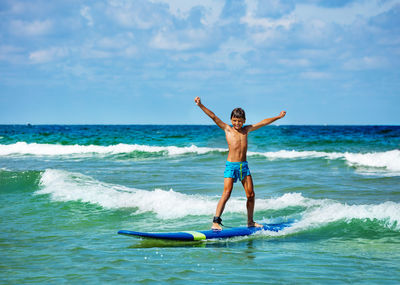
top-left (1, 0), bottom-right (399, 124)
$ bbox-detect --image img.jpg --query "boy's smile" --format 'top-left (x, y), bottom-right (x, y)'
top-left (231, 117), bottom-right (245, 130)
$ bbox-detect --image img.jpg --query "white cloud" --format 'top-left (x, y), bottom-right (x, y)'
top-left (242, 0), bottom-right (295, 43)
top-left (241, 15), bottom-right (295, 43)
top-left (58, 63), bottom-right (98, 81)
top-left (242, 14), bottom-right (294, 30)
top-left (343, 56), bottom-right (390, 70)
top-left (169, 37), bottom-right (252, 72)
top-left (97, 33), bottom-right (135, 50)
top-left (29, 47), bottom-right (68, 63)
top-left (208, 37), bottom-right (253, 69)
top-left (123, 46), bottom-right (137, 57)
top-left (254, 0), bottom-right (295, 18)
top-left (150, 28), bottom-right (208, 51)
top-left (80, 6), bottom-right (94, 27)
top-left (241, 0), bottom-right (400, 47)
top-left (107, 0), bottom-right (167, 29)
top-left (79, 33), bottom-right (137, 59)
top-left (293, 0), bottom-right (400, 25)
top-left (149, 0), bottom-right (225, 26)
top-left (10, 19), bottom-right (52, 36)
top-left (243, 0), bottom-right (295, 28)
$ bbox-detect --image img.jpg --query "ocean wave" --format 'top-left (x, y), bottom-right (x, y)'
top-left (2, 142), bottom-right (399, 173)
top-left (343, 150), bottom-right (400, 172)
top-left (0, 169), bottom-right (42, 192)
top-left (272, 200), bottom-right (400, 237)
top-left (37, 169), bottom-right (400, 234)
top-left (251, 149), bottom-right (400, 173)
top-left (0, 142), bottom-right (226, 157)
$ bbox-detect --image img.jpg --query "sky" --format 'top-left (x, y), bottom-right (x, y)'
top-left (0, 0), bottom-right (399, 125)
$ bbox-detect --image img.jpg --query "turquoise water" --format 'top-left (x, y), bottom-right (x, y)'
top-left (1, 125), bottom-right (400, 284)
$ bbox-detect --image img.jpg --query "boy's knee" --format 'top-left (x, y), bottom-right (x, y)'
top-left (246, 191), bottom-right (255, 200)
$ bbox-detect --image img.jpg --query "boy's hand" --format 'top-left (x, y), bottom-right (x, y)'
top-left (194, 96), bottom-right (201, 106)
top-left (279, 111), bottom-right (286, 118)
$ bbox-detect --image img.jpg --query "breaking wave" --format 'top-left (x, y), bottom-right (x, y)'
top-left (36, 169), bottom-right (400, 235)
top-left (2, 142), bottom-right (399, 173)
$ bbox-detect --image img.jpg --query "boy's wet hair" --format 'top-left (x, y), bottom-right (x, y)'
top-left (231, 108), bottom-right (246, 120)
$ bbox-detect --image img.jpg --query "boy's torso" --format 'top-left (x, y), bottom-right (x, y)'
top-left (225, 127), bottom-right (248, 162)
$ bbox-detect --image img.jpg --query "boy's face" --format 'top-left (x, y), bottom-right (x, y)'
top-left (231, 117), bottom-right (245, 130)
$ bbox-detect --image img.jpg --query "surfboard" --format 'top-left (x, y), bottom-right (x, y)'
top-left (118, 222), bottom-right (292, 241)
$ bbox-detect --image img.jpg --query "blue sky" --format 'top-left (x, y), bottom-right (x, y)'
top-left (0, 0), bottom-right (399, 125)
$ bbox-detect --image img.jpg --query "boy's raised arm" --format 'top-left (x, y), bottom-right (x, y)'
top-left (246, 111), bottom-right (286, 132)
top-left (195, 97), bottom-right (228, 130)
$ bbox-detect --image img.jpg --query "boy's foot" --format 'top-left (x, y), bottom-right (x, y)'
top-left (248, 221), bottom-right (263, 228)
top-left (211, 216), bottom-right (223, 231)
top-left (211, 223), bottom-right (222, 231)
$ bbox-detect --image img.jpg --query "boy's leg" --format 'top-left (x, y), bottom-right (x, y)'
top-left (212, 178), bottom-right (234, 230)
top-left (241, 175), bottom-right (262, 227)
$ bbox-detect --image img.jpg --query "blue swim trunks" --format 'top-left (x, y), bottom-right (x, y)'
top-left (224, 161), bottom-right (251, 183)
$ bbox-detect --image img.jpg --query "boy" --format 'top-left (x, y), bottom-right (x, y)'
top-left (194, 96), bottom-right (286, 230)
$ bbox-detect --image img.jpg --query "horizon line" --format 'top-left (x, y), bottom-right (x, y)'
top-left (0, 123), bottom-right (399, 127)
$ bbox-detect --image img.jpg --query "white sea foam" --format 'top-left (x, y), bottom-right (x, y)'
top-left (344, 150), bottom-right (400, 172)
top-left (251, 149), bottom-right (400, 174)
top-left (300, 201), bottom-right (400, 229)
top-left (38, 169), bottom-right (217, 218)
top-left (37, 169), bottom-right (400, 232)
top-left (248, 150), bottom-right (343, 160)
top-left (36, 169), bottom-right (319, 219)
top-left (266, 199), bottom-right (400, 237)
top-left (2, 142), bottom-right (399, 173)
top-left (0, 142), bottom-right (225, 156)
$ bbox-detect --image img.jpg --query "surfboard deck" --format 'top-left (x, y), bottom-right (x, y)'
top-left (118, 222), bottom-right (291, 241)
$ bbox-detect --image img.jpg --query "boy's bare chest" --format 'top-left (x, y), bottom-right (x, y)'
top-left (225, 130), bottom-right (248, 147)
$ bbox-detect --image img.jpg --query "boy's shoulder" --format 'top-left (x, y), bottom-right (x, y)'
top-left (242, 125), bottom-right (252, 133)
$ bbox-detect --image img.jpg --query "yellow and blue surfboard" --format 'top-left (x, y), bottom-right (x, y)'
top-left (118, 222), bottom-right (292, 241)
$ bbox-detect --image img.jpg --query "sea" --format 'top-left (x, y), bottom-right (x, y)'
top-left (1, 124), bottom-right (399, 284)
